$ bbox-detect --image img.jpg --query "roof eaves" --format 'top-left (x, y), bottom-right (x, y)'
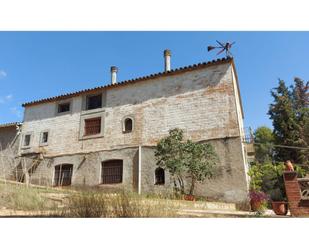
top-left (0, 122), bottom-right (20, 128)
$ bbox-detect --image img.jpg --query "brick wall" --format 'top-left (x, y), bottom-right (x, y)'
top-left (283, 171), bottom-right (309, 217)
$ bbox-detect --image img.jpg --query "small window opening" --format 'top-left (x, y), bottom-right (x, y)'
top-left (84, 117), bottom-right (101, 136)
top-left (58, 102), bottom-right (70, 113)
top-left (86, 94), bottom-right (102, 110)
top-left (155, 167), bottom-right (165, 185)
top-left (24, 134), bottom-right (31, 147)
top-left (124, 118), bottom-right (133, 133)
top-left (42, 132), bottom-right (49, 144)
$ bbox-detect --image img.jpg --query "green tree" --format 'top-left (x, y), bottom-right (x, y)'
top-left (268, 78), bottom-right (309, 164)
top-left (268, 79), bottom-right (299, 162)
top-left (292, 78), bottom-right (309, 163)
top-left (253, 126), bottom-right (274, 163)
top-left (155, 128), bottom-right (219, 196)
top-left (182, 140), bottom-right (219, 195)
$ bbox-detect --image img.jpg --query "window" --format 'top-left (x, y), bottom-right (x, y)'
top-left (84, 117), bottom-right (101, 136)
top-left (101, 160), bottom-right (123, 184)
top-left (124, 118), bottom-right (133, 133)
top-left (23, 134), bottom-right (31, 147)
top-left (86, 94), bottom-right (102, 110)
top-left (58, 102), bottom-right (70, 113)
top-left (155, 167), bottom-right (165, 185)
top-left (54, 164), bottom-right (73, 186)
top-left (41, 131), bottom-right (49, 145)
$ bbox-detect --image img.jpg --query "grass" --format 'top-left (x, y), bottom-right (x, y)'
top-left (0, 182), bottom-right (262, 218)
top-left (62, 190), bottom-right (178, 217)
top-left (0, 182), bottom-right (59, 211)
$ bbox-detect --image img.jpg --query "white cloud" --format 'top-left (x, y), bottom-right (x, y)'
top-left (10, 107), bottom-right (22, 118)
top-left (5, 94), bottom-right (12, 100)
top-left (0, 94), bottom-right (13, 104)
top-left (0, 70), bottom-right (7, 79)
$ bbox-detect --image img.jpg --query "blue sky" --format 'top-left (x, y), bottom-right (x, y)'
top-left (0, 32), bottom-right (308, 130)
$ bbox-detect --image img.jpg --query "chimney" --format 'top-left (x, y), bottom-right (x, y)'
top-left (110, 66), bottom-right (118, 84)
top-left (163, 49), bottom-right (171, 72)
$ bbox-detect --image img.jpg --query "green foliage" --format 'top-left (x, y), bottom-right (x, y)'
top-left (268, 78), bottom-right (309, 164)
top-left (155, 128), bottom-right (219, 195)
top-left (248, 162), bottom-right (306, 201)
top-left (254, 126), bottom-right (274, 163)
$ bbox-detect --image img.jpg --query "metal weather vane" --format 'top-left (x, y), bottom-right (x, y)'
top-left (207, 40), bottom-right (235, 57)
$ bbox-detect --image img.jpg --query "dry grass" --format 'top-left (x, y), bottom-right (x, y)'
top-left (62, 190), bottom-right (178, 218)
top-left (0, 183), bottom-right (59, 211)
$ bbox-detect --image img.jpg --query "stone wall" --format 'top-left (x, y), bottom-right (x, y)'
top-left (29, 147), bottom-right (139, 191)
top-left (141, 137), bottom-right (248, 203)
top-left (18, 60), bottom-right (249, 203)
top-left (21, 63), bottom-right (241, 156)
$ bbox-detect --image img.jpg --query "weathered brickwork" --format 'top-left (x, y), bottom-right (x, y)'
top-left (16, 60), bottom-right (249, 203)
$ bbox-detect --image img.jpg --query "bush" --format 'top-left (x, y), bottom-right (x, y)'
top-left (248, 162), bottom-right (306, 201)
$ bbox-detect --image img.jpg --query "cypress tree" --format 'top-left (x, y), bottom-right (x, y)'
top-left (268, 79), bottom-right (298, 162)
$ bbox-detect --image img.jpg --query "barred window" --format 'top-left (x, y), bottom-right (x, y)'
top-left (101, 160), bottom-right (123, 184)
top-left (84, 117), bottom-right (101, 136)
top-left (155, 167), bottom-right (165, 185)
top-left (54, 164), bottom-right (73, 186)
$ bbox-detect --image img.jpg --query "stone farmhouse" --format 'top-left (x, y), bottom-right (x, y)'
top-left (0, 51), bottom-right (250, 203)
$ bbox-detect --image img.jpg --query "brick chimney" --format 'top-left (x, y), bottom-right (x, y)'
top-left (164, 49), bottom-right (171, 72)
top-left (111, 66), bottom-right (118, 85)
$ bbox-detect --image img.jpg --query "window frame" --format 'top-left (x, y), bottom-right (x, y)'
top-left (53, 164), bottom-right (74, 186)
top-left (79, 112), bottom-right (105, 140)
top-left (39, 130), bottom-right (50, 146)
top-left (122, 115), bottom-right (134, 133)
top-left (101, 160), bottom-right (123, 185)
top-left (84, 117), bottom-right (102, 136)
top-left (55, 99), bottom-right (72, 116)
top-left (85, 93), bottom-right (103, 111)
top-left (21, 132), bottom-right (33, 149)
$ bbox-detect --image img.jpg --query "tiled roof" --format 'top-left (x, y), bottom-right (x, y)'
top-left (0, 122), bottom-right (20, 128)
top-left (22, 57), bottom-right (233, 107)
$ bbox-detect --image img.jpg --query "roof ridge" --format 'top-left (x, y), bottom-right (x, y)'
top-left (22, 57), bottom-right (232, 107)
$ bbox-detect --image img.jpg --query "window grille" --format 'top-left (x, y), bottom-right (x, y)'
top-left (84, 117), bottom-right (101, 136)
top-left (101, 160), bottom-right (123, 184)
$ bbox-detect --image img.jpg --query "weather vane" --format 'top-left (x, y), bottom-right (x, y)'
top-left (207, 40), bottom-right (235, 57)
